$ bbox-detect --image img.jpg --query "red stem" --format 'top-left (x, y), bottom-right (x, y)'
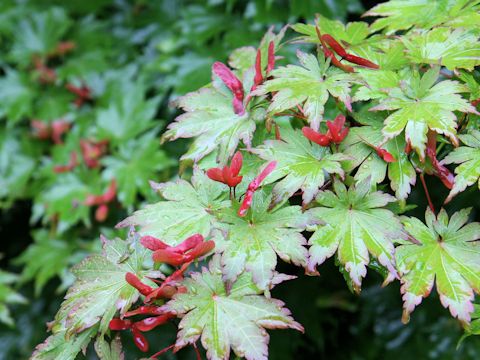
top-left (419, 173), bottom-right (435, 213)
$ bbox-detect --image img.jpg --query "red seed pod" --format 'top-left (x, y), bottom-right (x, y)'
top-left (376, 148), bottom-right (396, 163)
top-left (53, 152), bottom-right (78, 173)
top-left (52, 41), bottom-right (76, 56)
top-left (109, 318), bottom-right (132, 330)
top-left (174, 234), bottom-right (205, 253)
top-left (133, 314), bottom-right (175, 332)
top-left (101, 180), bottom-right (117, 203)
top-left (253, 48), bottom-right (263, 87)
top-left (326, 114), bottom-right (349, 144)
top-left (140, 235), bottom-right (169, 251)
top-left (212, 62), bottom-right (245, 115)
top-left (51, 120), bottom-right (70, 144)
top-left (238, 161), bottom-right (276, 217)
top-left (95, 204), bottom-right (109, 222)
top-left (343, 54), bottom-right (379, 69)
top-left (302, 127), bottom-right (331, 146)
top-left (131, 327), bottom-right (149, 352)
top-left (125, 272), bottom-right (154, 296)
top-left (185, 240), bottom-right (215, 261)
top-left (206, 168), bottom-right (224, 183)
top-left (124, 306), bottom-right (164, 317)
top-left (152, 250), bottom-right (186, 266)
top-left (267, 41), bottom-right (275, 74)
top-left (206, 151), bottom-right (243, 188)
top-left (31, 120), bottom-right (51, 140)
top-left (321, 34), bottom-right (348, 58)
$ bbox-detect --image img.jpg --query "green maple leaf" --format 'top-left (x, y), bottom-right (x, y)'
top-left (33, 172), bottom-right (99, 234)
top-left (95, 84), bottom-right (161, 144)
top-left (163, 85), bottom-right (256, 164)
top-left (353, 70), bottom-right (400, 102)
top-left (14, 230), bottom-right (75, 295)
top-left (396, 208), bottom-right (480, 323)
top-left (102, 132), bottom-right (174, 207)
top-left (163, 256), bottom-right (303, 360)
top-left (370, 67), bottom-right (477, 158)
top-left (0, 271), bottom-right (27, 327)
top-left (94, 336), bottom-right (124, 360)
top-left (253, 51), bottom-right (356, 130)
top-left (0, 129), bottom-right (35, 204)
top-left (31, 326), bottom-right (97, 360)
top-left (0, 70), bottom-right (36, 122)
top-left (252, 127), bottom-right (347, 205)
top-left (402, 28), bottom-right (480, 71)
top-left (50, 236), bottom-right (150, 337)
top-left (9, 7), bottom-right (72, 66)
top-left (365, 0), bottom-right (480, 34)
top-left (307, 180), bottom-right (405, 291)
top-left (118, 168), bottom-right (230, 245)
top-left (341, 123), bottom-right (416, 200)
top-left (217, 190), bottom-right (314, 290)
top-left (443, 130), bottom-right (480, 202)
top-left (460, 304), bottom-right (480, 344)
top-left (458, 71), bottom-right (480, 101)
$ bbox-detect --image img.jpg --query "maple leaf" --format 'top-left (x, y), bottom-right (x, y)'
top-left (0, 129), bottom-right (35, 203)
top-left (402, 28), bottom-right (480, 71)
top-left (94, 336), bottom-right (124, 360)
top-left (353, 70), bottom-right (400, 102)
top-left (341, 122), bottom-right (416, 200)
top-left (253, 50), bottom-right (356, 130)
top-left (163, 256), bottom-right (303, 360)
top-left (0, 70), bottom-right (35, 122)
top-left (14, 229), bottom-right (74, 295)
top-left (307, 180), bottom-right (405, 291)
top-left (0, 271), bottom-right (27, 327)
top-left (443, 130), bottom-right (480, 202)
top-left (102, 132), bottom-right (174, 207)
top-left (217, 190), bottom-right (314, 290)
top-left (252, 127), bottom-right (347, 205)
top-left (50, 236), bottom-right (151, 338)
top-left (460, 304), bottom-right (480, 344)
top-left (370, 67), bottom-right (477, 158)
top-left (163, 84), bottom-right (256, 164)
top-left (31, 327), bottom-right (97, 360)
top-left (96, 84), bottom-right (161, 144)
top-left (9, 7), bottom-right (72, 65)
top-left (396, 208), bottom-right (480, 324)
top-left (364, 0), bottom-right (480, 33)
top-left (118, 168), bottom-right (230, 245)
top-left (34, 173), bottom-right (92, 233)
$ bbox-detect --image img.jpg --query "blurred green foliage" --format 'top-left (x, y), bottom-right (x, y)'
top-left (0, 0), bottom-right (478, 359)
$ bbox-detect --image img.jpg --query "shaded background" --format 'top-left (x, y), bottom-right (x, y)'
top-left (0, 0), bottom-right (478, 359)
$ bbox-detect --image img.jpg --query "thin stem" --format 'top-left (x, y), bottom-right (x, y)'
top-left (150, 344), bottom-right (175, 359)
top-left (420, 173), bottom-right (435, 213)
top-left (194, 343), bottom-right (202, 360)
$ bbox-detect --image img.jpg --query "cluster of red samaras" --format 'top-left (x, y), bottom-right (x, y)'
top-left (84, 180), bottom-right (117, 222)
top-left (49, 139), bottom-right (108, 174)
top-left (33, 41), bottom-right (76, 84)
top-left (302, 114), bottom-right (396, 163)
top-left (206, 151), bottom-right (277, 217)
top-left (213, 40), bottom-right (275, 115)
top-left (109, 234), bottom-right (214, 356)
top-left (316, 27), bottom-right (379, 72)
